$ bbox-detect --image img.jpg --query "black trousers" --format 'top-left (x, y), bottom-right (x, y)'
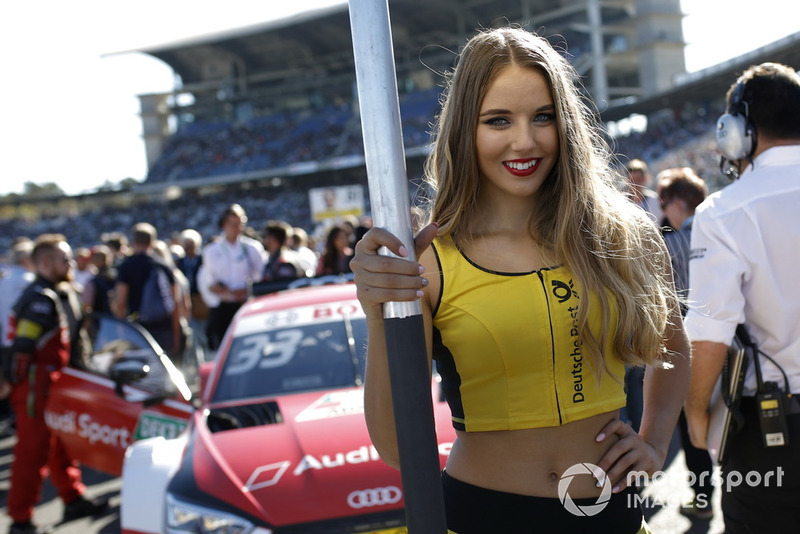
top-left (205, 301), bottom-right (245, 350)
top-left (442, 470), bottom-right (644, 534)
top-left (721, 396), bottom-right (800, 533)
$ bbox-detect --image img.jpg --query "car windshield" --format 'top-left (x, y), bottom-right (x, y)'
top-left (213, 306), bottom-right (367, 402)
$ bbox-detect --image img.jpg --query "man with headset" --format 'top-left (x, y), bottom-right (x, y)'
top-left (683, 62), bottom-right (800, 532)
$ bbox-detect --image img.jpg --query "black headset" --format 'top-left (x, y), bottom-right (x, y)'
top-left (716, 77), bottom-right (756, 162)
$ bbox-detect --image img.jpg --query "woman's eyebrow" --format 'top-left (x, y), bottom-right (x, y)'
top-left (479, 104), bottom-right (555, 117)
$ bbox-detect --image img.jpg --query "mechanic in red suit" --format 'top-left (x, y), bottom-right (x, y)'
top-left (2, 234), bottom-right (107, 534)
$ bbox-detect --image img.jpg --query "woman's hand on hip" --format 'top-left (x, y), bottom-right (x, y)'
top-left (593, 418), bottom-right (666, 494)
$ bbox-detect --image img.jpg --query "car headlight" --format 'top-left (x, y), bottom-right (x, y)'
top-left (165, 492), bottom-right (267, 534)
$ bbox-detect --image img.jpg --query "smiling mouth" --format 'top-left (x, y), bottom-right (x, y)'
top-left (503, 159), bottom-right (540, 175)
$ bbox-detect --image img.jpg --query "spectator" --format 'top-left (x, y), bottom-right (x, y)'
top-left (315, 225), bottom-right (353, 276)
top-left (625, 158), bottom-right (664, 225)
top-left (101, 231), bottom-right (130, 268)
top-left (176, 229), bottom-right (203, 304)
top-left (3, 234), bottom-right (107, 534)
top-left (657, 167), bottom-right (710, 305)
top-left (197, 204), bottom-right (265, 350)
top-left (262, 220), bottom-right (307, 283)
top-left (80, 245), bottom-right (117, 315)
top-left (153, 239), bottom-right (192, 367)
top-left (111, 223), bottom-right (181, 358)
top-left (684, 62), bottom-right (800, 533)
top-left (289, 226), bottom-right (318, 277)
top-left (71, 247), bottom-right (96, 294)
top-left (656, 167), bottom-right (714, 519)
top-left (176, 229), bottom-right (207, 348)
top-left (0, 239), bottom-right (35, 429)
top-left (621, 158), bottom-right (664, 432)
top-left (0, 239), bottom-right (35, 348)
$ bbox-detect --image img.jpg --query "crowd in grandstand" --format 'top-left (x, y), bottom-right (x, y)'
top-left (146, 88), bottom-right (442, 185)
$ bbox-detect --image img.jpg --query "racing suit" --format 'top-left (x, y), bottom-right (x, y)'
top-left (5, 276), bottom-right (86, 524)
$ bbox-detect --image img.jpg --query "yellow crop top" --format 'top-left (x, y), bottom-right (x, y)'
top-left (431, 236), bottom-right (627, 432)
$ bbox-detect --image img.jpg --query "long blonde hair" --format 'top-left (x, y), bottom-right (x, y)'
top-left (424, 27), bottom-right (676, 371)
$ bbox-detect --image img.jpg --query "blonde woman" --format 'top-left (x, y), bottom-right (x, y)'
top-left (350, 27), bottom-right (689, 533)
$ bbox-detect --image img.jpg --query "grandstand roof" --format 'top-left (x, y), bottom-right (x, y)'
top-left (601, 31), bottom-right (800, 122)
top-left (133, 0), bottom-right (557, 89)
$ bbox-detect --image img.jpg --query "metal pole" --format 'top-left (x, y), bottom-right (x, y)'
top-left (348, 1), bottom-right (447, 532)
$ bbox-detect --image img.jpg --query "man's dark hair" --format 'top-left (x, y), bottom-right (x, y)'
top-left (32, 233), bottom-right (67, 264)
top-left (132, 222), bottom-right (157, 247)
top-left (734, 62), bottom-right (800, 139)
top-left (263, 220), bottom-right (291, 247)
top-left (218, 203), bottom-right (248, 228)
top-left (658, 167), bottom-right (708, 212)
top-left (102, 231), bottom-right (128, 251)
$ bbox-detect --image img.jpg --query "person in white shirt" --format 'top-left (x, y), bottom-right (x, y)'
top-left (197, 204), bottom-right (265, 350)
top-left (684, 62), bottom-right (800, 534)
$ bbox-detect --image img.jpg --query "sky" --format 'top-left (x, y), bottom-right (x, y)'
top-left (0, 0), bottom-right (797, 197)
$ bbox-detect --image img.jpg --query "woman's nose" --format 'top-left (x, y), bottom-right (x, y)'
top-left (510, 124), bottom-right (536, 152)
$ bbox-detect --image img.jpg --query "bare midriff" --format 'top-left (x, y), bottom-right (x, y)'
top-left (444, 409), bottom-right (621, 498)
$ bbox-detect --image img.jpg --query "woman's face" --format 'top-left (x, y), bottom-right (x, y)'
top-left (333, 229), bottom-right (349, 251)
top-left (475, 64), bottom-right (559, 202)
top-left (222, 213), bottom-right (245, 240)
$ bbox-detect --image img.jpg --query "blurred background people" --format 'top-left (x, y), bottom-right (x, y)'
top-left (315, 224), bottom-right (353, 276)
top-left (80, 245), bottom-right (117, 315)
top-left (289, 226), bottom-right (318, 277)
top-left (197, 204), bottom-right (265, 350)
top-left (0, 239), bottom-right (35, 348)
top-left (71, 247), bottom-right (95, 295)
top-left (625, 158), bottom-right (664, 225)
top-left (153, 239), bottom-right (192, 367)
top-left (0, 238), bottom-right (35, 431)
top-left (261, 220), bottom-right (307, 283)
top-left (111, 223), bottom-right (181, 359)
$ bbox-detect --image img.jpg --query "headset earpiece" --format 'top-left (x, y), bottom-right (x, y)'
top-left (716, 78), bottom-right (755, 161)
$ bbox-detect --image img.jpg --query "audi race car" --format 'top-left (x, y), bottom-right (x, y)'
top-left (120, 281), bottom-right (456, 534)
top-left (45, 314), bottom-right (199, 477)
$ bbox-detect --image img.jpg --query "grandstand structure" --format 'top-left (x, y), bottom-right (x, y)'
top-left (2, 0), bottom-right (800, 253)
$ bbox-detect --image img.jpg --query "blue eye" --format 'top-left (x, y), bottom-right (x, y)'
top-left (483, 116), bottom-right (510, 127)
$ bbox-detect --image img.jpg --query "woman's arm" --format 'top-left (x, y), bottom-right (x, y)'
top-left (350, 224), bottom-right (437, 468)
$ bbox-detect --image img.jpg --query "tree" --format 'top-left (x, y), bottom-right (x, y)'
top-left (22, 181), bottom-right (64, 198)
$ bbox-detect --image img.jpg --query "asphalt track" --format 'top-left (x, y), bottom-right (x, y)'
top-left (0, 428), bottom-right (725, 534)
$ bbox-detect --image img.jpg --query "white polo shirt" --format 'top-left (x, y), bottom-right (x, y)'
top-left (685, 145), bottom-right (800, 395)
top-left (197, 235), bottom-right (266, 308)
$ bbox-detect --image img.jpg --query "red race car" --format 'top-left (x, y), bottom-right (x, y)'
top-left (120, 281), bottom-right (455, 534)
top-left (45, 314), bottom-right (198, 477)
